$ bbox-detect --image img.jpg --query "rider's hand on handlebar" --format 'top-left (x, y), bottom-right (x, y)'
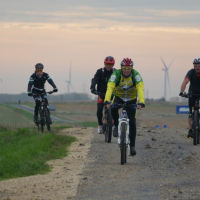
top-left (28, 92), bottom-right (32, 97)
top-left (53, 88), bottom-right (58, 92)
top-left (91, 88), bottom-right (98, 95)
top-left (179, 91), bottom-right (186, 97)
top-left (104, 101), bottom-right (111, 109)
top-left (137, 103), bottom-right (145, 110)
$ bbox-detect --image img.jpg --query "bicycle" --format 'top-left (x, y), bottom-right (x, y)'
top-left (181, 93), bottom-right (200, 145)
top-left (31, 91), bottom-right (54, 133)
top-left (112, 103), bottom-right (137, 165)
top-left (92, 91), bottom-right (113, 143)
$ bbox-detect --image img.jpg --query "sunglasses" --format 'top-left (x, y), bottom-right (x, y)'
top-left (36, 69), bottom-right (43, 72)
top-left (121, 67), bottom-right (133, 70)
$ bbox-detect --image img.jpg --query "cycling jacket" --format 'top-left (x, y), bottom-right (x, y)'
top-left (27, 72), bottom-right (57, 92)
top-left (105, 69), bottom-right (145, 103)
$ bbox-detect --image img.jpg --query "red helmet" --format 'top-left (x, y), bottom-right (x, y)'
top-left (104, 56), bottom-right (115, 64)
top-left (121, 58), bottom-right (134, 67)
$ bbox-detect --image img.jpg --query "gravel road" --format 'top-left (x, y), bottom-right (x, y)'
top-left (76, 127), bottom-right (200, 200)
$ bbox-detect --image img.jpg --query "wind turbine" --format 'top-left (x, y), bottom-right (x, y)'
top-left (65, 62), bottom-right (74, 94)
top-left (161, 57), bottom-right (174, 101)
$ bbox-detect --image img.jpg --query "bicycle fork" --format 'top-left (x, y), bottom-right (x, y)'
top-left (118, 119), bottom-right (130, 147)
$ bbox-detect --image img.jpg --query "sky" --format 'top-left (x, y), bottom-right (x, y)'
top-left (0, 0), bottom-right (200, 100)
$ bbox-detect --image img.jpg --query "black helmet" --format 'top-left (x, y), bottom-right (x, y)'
top-left (193, 58), bottom-right (200, 64)
top-left (35, 63), bottom-right (44, 69)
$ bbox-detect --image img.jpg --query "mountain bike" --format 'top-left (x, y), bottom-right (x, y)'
top-left (92, 91), bottom-right (113, 143)
top-left (32, 91), bottom-right (54, 133)
top-left (112, 103), bottom-right (137, 165)
top-left (181, 93), bottom-right (200, 145)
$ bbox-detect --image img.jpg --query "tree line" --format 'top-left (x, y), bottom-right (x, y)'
top-left (0, 93), bottom-right (91, 103)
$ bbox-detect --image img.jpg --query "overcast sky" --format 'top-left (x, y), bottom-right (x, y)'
top-left (0, 0), bottom-right (200, 99)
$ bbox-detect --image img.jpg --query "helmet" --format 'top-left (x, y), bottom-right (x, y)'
top-left (193, 58), bottom-right (200, 64)
top-left (120, 58), bottom-right (134, 67)
top-left (104, 56), bottom-right (115, 64)
top-left (35, 63), bottom-right (44, 69)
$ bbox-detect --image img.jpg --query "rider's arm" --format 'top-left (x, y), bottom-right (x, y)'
top-left (27, 75), bottom-right (34, 93)
top-left (134, 70), bottom-right (145, 104)
top-left (104, 71), bottom-right (119, 102)
top-left (180, 77), bottom-right (190, 92)
top-left (136, 82), bottom-right (145, 104)
top-left (105, 82), bottom-right (116, 102)
top-left (91, 69), bottom-right (101, 90)
top-left (47, 75), bottom-right (57, 89)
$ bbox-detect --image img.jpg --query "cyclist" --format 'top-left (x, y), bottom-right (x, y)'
top-left (179, 58), bottom-right (200, 138)
top-left (90, 56), bottom-right (116, 134)
top-left (104, 58), bottom-right (145, 156)
top-left (27, 63), bottom-right (58, 123)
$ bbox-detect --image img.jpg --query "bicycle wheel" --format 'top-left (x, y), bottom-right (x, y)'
top-left (105, 108), bottom-right (112, 143)
top-left (193, 110), bottom-right (199, 145)
top-left (124, 145), bottom-right (127, 163)
top-left (44, 108), bottom-right (51, 131)
top-left (120, 122), bottom-right (126, 165)
top-left (39, 113), bottom-right (44, 133)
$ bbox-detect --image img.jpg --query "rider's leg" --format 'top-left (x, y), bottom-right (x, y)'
top-left (126, 99), bottom-right (137, 147)
top-left (97, 96), bottom-right (104, 133)
top-left (111, 96), bottom-right (123, 137)
top-left (188, 117), bottom-right (192, 129)
top-left (188, 97), bottom-right (194, 138)
top-left (34, 98), bottom-right (41, 123)
top-left (97, 102), bottom-right (104, 126)
top-left (126, 99), bottom-right (137, 156)
top-left (44, 97), bottom-right (52, 124)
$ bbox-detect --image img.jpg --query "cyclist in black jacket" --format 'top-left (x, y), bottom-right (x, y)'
top-left (180, 58), bottom-right (200, 138)
top-left (27, 63), bottom-right (58, 123)
top-left (90, 56), bottom-right (115, 133)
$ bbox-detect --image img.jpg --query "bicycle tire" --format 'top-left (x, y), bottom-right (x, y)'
top-left (44, 108), bottom-right (51, 131)
top-left (106, 108), bottom-right (112, 143)
top-left (40, 112), bottom-right (44, 133)
top-left (41, 121), bottom-right (44, 133)
top-left (124, 145), bottom-right (127, 163)
top-left (120, 122), bottom-right (126, 165)
top-left (104, 107), bottom-right (108, 142)
top-left (193, 110), bottom-right (199, 145)
top-left (104, 111), bottom-right (108, 142)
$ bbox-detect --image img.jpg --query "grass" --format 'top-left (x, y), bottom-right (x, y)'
top-left (81, 121), bottom-right (98, 128)
top-left (0, 125), bottom-right (76, 181)
top-left (0, 104), bottom-right (34, 127)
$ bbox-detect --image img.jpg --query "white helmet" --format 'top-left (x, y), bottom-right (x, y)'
top-left (193, 58), bottom-right (200, 64)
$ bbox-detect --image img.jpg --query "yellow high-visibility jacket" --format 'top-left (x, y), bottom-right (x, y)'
top-left (105, 69), bottom-right (145, 104)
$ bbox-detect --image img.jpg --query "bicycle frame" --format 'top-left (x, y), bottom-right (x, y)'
top-left (32, 91), bottom-right (53, 131)
top-left (112, 103), bottom-right (137, 146)
top-left (118, 110), bottom-right (130, 147)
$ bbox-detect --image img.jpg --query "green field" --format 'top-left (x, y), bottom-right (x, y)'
top-left (0, 104), bottom-right (34, 127)
top-left (0, 126), bottom-right (76, 181)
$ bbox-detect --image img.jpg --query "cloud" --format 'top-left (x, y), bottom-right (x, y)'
top-left (1, 21), bottom-right (200, 35)
top-left (145, 9), bottom-right (200, 17)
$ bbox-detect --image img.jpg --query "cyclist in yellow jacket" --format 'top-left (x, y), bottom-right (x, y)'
top-left (105, 58), bottom-right (145, 156)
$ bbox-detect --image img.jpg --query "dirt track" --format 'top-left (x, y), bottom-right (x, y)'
top-left (1, 126), bottom-right (200, 200)
top-left (77, 127), bottom-right (200, 200)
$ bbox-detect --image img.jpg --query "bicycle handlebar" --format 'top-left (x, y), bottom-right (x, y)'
top-left (91, 90), bottom-right (105, 96)
top-left (31, 91), bottom-right (54, 95)
top-left (180, 93), bottom-right (200, 99)
top-left (112, 103), bottom-right (138, 109)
